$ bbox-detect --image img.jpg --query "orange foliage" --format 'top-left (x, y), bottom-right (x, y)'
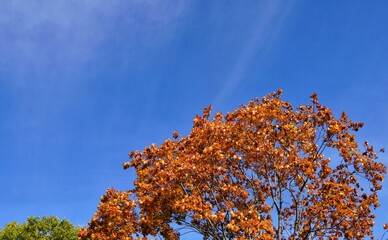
top-left (78, 188), bottom-right (142, 240)
top-left (81, 90), bottom-right (386, 239)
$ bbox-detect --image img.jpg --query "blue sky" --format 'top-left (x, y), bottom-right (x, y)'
top-left (1, 0), bottom-right (387, 237)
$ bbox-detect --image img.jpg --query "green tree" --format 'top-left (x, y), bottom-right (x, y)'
top-left (0, 222), bottom-right (21, 240)
top-left (0, 216), bottom-right (79, 240)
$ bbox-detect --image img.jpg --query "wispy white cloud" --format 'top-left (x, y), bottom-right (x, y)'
top-left (0, 0), bottom-right (193, 151)
top-left (0, 0), bottom-right (191, 84)
top-left (213, 1), bottom-right (295, 106)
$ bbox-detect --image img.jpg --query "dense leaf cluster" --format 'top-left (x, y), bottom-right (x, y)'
top-left (0, 216), bottom-right (79, 240)
top-left (80, 90), bottom-right (386, 240)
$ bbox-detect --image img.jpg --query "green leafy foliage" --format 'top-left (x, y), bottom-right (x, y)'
top-left (0, 216), bottom-right (79, 240)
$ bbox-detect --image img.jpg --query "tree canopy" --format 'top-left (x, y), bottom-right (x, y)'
top-left (80, 90), bottom-right (386, 240)
top-left (0, 216), bottom-right (79, 240)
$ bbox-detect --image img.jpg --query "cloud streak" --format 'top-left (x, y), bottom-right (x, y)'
top-left (0, 0), bottom-right (191, 83)
top-left (213, 1), bottom-right (295, 106)
top-left (0, 0), bottom-right (193, 169)
top-left (0, 0), bottom-right (192, 128)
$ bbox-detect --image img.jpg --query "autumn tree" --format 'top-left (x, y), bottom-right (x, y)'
top-left (81, 90), bottom-right (386, 239)
top-left (0, 216), bottom-right (79, 240)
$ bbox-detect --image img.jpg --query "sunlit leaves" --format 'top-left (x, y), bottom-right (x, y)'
top-left (84, 90), bottom-right (386, 239)
top-left (0, 216), bottom-right (79, 240)
top-left (78, 189), bottom-right (142, 240)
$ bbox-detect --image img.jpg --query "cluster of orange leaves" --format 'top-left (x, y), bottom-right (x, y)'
top-left (78, 189), bottom-right (141, 239)
top-left (80, 90), bottom-right (386, 240)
